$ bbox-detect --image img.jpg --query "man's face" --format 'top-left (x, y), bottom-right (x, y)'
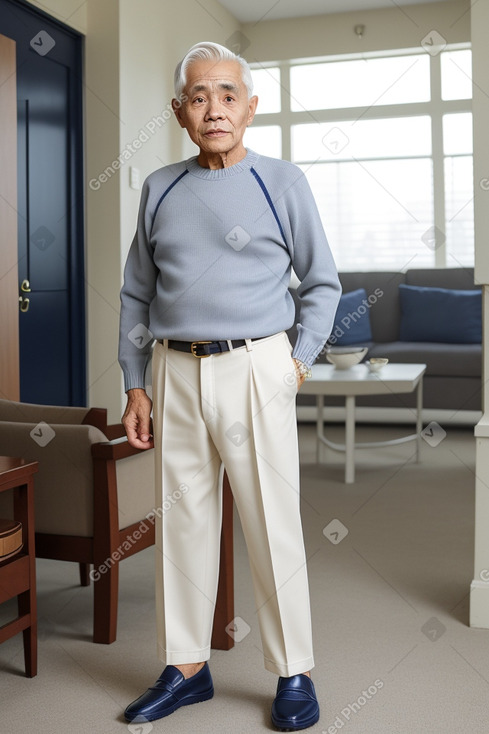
top-left (173, 58), bottom-right (258, 164)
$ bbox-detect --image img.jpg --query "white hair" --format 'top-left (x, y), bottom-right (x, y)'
top-left (174, 41), bottom-right (253, 100)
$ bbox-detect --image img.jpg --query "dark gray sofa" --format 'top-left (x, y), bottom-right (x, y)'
top-left (289, 267), bottom-right (482, 412)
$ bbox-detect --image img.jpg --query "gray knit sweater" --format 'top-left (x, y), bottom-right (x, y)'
top-left (119, 149), bottom-right (341, 391)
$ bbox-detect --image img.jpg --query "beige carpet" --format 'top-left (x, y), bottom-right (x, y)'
top-left (1, 423), bottom-right (487, 734)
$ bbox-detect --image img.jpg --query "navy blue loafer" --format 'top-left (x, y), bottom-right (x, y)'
top-left (124, 663), bottom-right (213, 723)
top-left (271, 674), bottom-right (320, 731)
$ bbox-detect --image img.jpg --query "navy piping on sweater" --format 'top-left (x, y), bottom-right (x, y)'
top-left (150, 166), bottom-right (288, 251)
top-left (151, 169), bottom-right (189, 231)
top-left (250, 167), bottom-right (288, 249)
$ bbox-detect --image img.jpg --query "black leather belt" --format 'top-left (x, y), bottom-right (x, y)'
top-left (166, 338), bottom-right (266, 358)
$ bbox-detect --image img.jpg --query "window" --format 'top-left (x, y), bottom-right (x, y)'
top-left (441, 49), bottom-right (472, 100)
top-left (245, 125), bottom-right (282, 160)
top-left (291, 116), bottom-right (432, 160)
top-left (248, 66), bottom-right (281, 113)
top-left (443, 112), bottom-right (473, 266)
top-left (290, 54), bottom-right (430, 111)
top-left (247, 48), bottom-right (473, 270)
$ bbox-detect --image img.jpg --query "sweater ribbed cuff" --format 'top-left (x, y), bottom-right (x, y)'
top-left (123, 370), bottom-right (148, 393)
top-left (291, 324), bottom-right (328, 368)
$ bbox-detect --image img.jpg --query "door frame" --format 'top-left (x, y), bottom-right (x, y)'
top-left (1, 0), bottom-right (86, 405)
top-left (0, 32), bottom-right (19, 400)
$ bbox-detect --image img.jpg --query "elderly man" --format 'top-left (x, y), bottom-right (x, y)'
top-left (119, 41), bottom-right (341, 731)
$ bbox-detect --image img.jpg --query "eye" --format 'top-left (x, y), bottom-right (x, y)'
top-left (224, 95), bottom-right (234, 102)
top-left (193, 96), bottom-right (205, 104)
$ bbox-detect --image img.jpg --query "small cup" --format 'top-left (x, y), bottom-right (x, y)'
top-left (367, 358), bottom-right (389, 372)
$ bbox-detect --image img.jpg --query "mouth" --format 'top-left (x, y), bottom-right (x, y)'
top-left (204, 129), bottom-right (230, 137)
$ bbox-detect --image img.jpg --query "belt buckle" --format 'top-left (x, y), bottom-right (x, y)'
top-left (191, 340), bottom-right (212, 358)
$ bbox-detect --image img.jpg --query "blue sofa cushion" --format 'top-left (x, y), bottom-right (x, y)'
top-left (329, 288), bottom-right (373, 346)
top-left (399, 284), bottom-right (482, 344)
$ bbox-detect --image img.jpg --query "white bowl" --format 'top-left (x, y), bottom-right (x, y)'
top-left (366, 358), bottom-right (389, 373)
top-left (326, 346), bottom-right (368, 370)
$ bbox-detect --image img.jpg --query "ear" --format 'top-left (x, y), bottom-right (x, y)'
top-left (247, 95), bottom-right (258, 126)
top-left (172, 98), bottom-right (186, 129)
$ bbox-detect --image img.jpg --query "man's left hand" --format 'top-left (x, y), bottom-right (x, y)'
top-left (293, 359), bottom-right (307, 391)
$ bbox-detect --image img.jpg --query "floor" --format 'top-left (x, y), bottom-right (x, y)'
top-left (1, 422), bottom-right (487, 734)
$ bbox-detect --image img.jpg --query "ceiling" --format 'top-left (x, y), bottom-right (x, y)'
top-left (218, 0), bottom-right (450, 24)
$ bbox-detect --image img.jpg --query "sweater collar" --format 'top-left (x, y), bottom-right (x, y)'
top-left (185, 148), bottom-right (260, 179)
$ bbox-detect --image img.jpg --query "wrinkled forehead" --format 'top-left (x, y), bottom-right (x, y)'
top-left (185, 59), bottom-right (245, 94)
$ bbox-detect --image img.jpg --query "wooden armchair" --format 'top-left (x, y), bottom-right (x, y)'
top-left (0, 399), bottom-right (234, 647)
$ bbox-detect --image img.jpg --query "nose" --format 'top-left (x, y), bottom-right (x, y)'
top-left (204, 96), bottom-right (225, 121)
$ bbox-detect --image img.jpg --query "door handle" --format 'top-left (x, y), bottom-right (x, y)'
top-left (19, 295), bottom-right (30, 312)
top-left (19, 279), bottom-right (31, 312)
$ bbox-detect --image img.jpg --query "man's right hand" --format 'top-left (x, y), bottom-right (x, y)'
top-left (122, 388), bottom-right (154, 450)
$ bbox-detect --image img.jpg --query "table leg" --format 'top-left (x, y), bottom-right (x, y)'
top-left (14, 477), bottom-right (37, 677)
top-left (316, 395), bottom-right (324, 464)
top-left (415, 377), bottom-right (424, 463)
top-left (345, 396), bottom-right (356, 484)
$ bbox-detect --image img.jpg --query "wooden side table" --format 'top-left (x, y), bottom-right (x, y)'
top-left (0, 457), bottom-right (38, 677)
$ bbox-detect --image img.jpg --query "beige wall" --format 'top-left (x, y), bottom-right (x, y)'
top-left (242, 0), bottom-right (470, 62)
top-left (24, 0), bottom-right (471, 420)
top-left (25, 0), bottom-right (86, 33)
top-left (84, 0), bottom-right (122, 422)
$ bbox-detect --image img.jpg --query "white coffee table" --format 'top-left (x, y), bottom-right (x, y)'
top-left (300, 363), bottom-right (426, 483)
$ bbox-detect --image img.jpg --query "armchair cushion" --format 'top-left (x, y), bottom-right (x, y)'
top-left (0, 422), bottom-right (108, 536)
top-left (115, 447), bottom-right (155, 531)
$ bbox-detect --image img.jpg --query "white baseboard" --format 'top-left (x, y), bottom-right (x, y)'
top-left (297, 405), bottom-right (481, 427)
top-left (470, 580), bottom-right (489, 628)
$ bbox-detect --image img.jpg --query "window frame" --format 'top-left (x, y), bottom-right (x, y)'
top-left (250, 44), bottom-right (472, 269)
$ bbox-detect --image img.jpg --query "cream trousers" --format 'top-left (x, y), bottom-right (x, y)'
top-left (152, 331), bottom-right (314, 677)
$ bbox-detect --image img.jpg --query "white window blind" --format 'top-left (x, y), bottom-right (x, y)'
top-left (248, 48), bottom-right (473, 270)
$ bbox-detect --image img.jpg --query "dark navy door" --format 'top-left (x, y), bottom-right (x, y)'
top-left (0, 0), bottom-right (85, 405)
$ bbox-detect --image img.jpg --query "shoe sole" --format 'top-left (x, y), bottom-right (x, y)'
top-left (124, 687), bottom-right (214, 723)
top-left (271, 708), bottom-right (320, 732)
